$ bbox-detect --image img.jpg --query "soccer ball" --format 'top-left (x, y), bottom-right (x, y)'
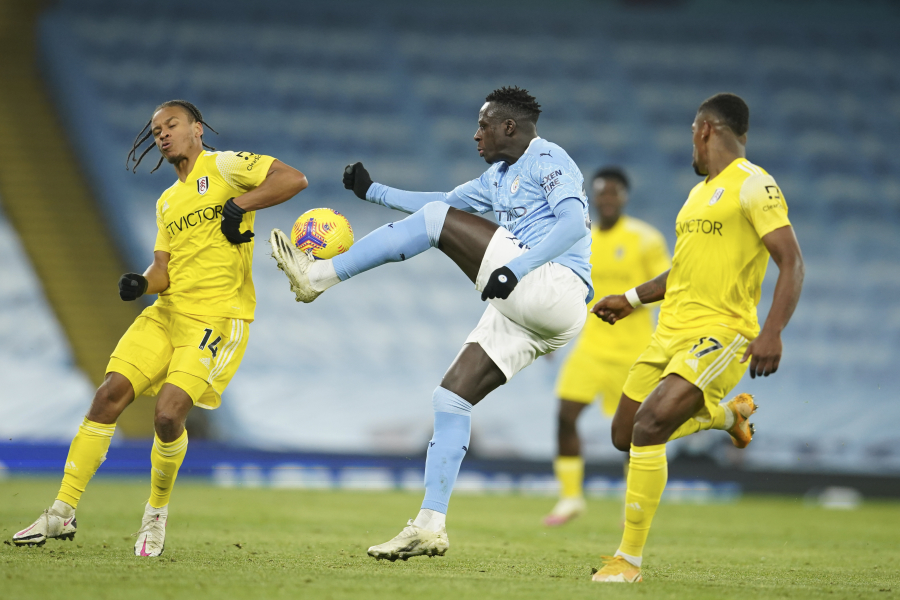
top-left (290, 208), bottom-right (354, 260)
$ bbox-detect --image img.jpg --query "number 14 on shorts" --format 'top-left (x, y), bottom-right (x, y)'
top-left (198, 328), bottom-right (221, 357)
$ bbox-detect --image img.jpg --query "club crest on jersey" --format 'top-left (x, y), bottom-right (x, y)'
top-left (709, 188), bottom-right (725, 206)
top-left (510, 175), bottom-right (520, 194)
top-left (197, 176), bottom-right (209, 195)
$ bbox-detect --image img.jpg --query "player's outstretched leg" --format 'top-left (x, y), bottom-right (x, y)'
top-left (13, 374), bottom-right (134, 547)
top-left (270, 201), bottom-right (451, 303)
top-left (612, 392), bottom-right (757, 450)
top-left (134, 383), bottom-right (192, 557)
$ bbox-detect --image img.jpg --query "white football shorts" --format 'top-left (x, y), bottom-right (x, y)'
top-left (466, 227), bottom-right (588, 381)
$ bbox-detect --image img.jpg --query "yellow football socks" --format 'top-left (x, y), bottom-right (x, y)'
top-left (667, 403), bottom-right (727, 441)
top-left (618, 443), bottom-right (667, 559)
top-left (149, 430), bottom-right (188, 509)
top-left (554, 456), bottom-right (584, 498)
top-left (57, 418), bottom-right (116, 509)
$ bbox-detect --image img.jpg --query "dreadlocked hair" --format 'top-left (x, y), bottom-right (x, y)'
top-left (126, 100), bottom-right (218, 173)
top-left (484, 86), bottom-right (542, 125)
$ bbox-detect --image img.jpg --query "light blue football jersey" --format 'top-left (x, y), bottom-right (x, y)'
top-left (448, 137), bottom-right (593, 302)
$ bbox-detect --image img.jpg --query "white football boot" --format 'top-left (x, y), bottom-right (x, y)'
top-left (367, 520), bottom-right (450, 561)
top-left (13, 505), bottom-right (77, 547)
top-left (269, 228), bottom-right (321, 303)
top-left (134, 503), bottom-right (167, 557)
top-left (543, 496), bottom-right (587, 527)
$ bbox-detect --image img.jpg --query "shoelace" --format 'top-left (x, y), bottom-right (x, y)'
top-left (133, 513), bottom-right (166, 540)
top-left (398, 520), bottom-right (420, 537)
top-left (38, 509), bottom-right (50, 533)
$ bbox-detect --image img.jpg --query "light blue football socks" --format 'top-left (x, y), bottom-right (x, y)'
top-left (332, 201), bottom-right (449, 281)
top-left (420, 386), bottom-right (473, 514)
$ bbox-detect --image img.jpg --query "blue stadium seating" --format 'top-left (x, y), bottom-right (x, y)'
top-left (33, 0), bottom-right (900, 475)
top-left (0, 203), bottom-right (94, 442)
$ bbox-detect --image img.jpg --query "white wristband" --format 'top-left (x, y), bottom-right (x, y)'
top-left (625, 288), bottom-right (643, 308)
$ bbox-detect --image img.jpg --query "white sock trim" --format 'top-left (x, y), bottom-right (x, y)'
top-left (615, 550), bottom-right (642, 567)
top-left (723, 404), bottom-right (735, 430)
top-left (309, 259), bottom-right (341, 292)
top-left (413, 508), bottom-right (446, 532)
top-left (51, 499), bottom-right (75, 517)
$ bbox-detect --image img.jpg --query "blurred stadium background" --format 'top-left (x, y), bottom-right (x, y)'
top-left (1, 0), bottom-right (899, 499)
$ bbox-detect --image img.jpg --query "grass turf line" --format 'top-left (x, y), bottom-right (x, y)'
top-left (1, 479), bottom-right (897, 599)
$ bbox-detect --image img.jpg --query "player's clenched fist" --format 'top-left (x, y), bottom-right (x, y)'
top-left (343, 162), bottom-right (373, 200)
top-left (590, 294), bottom-right (634, 325)
top-left (221, 198), bottom-right (254, 244)
top-left (118, 273), bottom-right (148, 301)
top-left (481, 266), bottom-right (519, 301)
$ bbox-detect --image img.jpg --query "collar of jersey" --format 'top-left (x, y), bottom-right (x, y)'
top-left (703, 157), bottom-right (744, 186)
top-left (175, 151), bottom-right (209, 185)
top-left (497, 136), bottom-right (542, 171)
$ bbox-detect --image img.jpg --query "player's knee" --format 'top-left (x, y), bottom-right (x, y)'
top-left (610, 424), bottom-right (631, 452)
top-left (88, 373), bottom-right (133, 420)
top-left (632, 409), bottom-right (668, 444)
top-left (153, 410), bottom-right (182, 439)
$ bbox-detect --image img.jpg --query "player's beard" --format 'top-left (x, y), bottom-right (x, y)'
top-left (166, 152), bottom-right (187, 165)
top-left (692, 160), bottom-right (706, 176)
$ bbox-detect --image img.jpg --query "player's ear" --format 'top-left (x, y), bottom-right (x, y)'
top-left (504, 118), bottom-right (517, 137)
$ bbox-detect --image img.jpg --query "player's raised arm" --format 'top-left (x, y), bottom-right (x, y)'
top-left (590, 269), bottom-right (670, 324)
top-left (343, 162), bottom-right (479, 215)
top-left (740, 225), bottom-right (804, 378)
top-left (220, 159), bottom-right (307, 244)
top-left (229, 160), bottom-right (307, 212)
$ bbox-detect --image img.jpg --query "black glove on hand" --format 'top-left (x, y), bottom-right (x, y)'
top-left (343, 162), bottom-right (373, 200)
top-left (221, 198), bottom-right (254, 244)
top-left (481, 266), bottom-right (519, 301)
top-left (118, 273), bottom-right (148, 301)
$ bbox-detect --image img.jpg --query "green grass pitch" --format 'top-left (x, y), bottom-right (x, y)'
top-left (1, 478), bottom-right (897, 599)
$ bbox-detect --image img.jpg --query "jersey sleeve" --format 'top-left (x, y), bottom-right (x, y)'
top-left (214, 151), bottom-right (277, 193)
top-left (642, 228), bottom-right (671, 279)
top-left (533, 157), bottom-right (586, 210)
top-left (447, 170), bottom-right (495, 214)
top-left (739, 173), bottom-right (792, 239)
top-left (154, 201), bottom-right (170, 253)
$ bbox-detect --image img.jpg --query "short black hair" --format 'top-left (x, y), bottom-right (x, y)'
top-left (697, 93), bottom-right (749, 137)
top-left (484, 86), bottom-right (542, 124)
top-left (593, 166), bottom-right (629, 190)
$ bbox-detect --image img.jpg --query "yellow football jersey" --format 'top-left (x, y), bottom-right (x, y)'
top-left (572, 216), bottom-right (671, 363)
top-left (658, 158), bottom-right (791, 339)
top-left (153, 150), bottom-right (276, 322)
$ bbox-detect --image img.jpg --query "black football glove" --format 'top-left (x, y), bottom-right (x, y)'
top-left (481, 266), bottom-right (519, 301)
top-left (221, 198), bottom-right (254, 244)
top-left (118, 273), bottom-right (148, 301)
top-left (343, 162), bottom-right (373, 200)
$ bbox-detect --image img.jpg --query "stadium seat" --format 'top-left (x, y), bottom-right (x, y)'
top-left (27, 0), bottom-right (900, 474)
